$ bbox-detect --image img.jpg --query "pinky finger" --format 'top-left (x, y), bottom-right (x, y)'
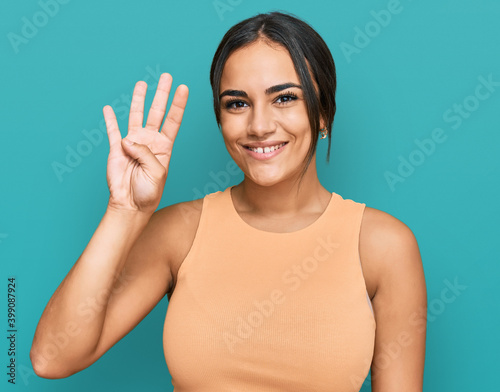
top-left (103, 105), bottom-right (122, 150)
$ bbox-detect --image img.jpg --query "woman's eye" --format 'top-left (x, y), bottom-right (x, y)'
top-left (225, 100), bottom-right (248, 110)
top-left (275, 94), bottom-right (298, 104)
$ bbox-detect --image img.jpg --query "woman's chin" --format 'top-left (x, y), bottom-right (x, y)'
top-left (245, 171), bottom-right (292, 188)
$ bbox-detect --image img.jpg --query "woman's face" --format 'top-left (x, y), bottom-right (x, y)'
top-left (219, 40), bottom-right (315, 187)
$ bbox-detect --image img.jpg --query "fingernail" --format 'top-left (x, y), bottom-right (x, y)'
top-left (123, 138), bottom-right (134, 145)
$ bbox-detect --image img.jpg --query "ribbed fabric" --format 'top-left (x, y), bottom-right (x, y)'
top-left (163, 186), bottom-right (376, 391)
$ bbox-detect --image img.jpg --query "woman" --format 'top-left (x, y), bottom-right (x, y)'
top-left (30, 11), bottom-right (427, 391)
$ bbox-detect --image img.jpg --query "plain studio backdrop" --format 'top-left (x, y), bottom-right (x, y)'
top-left (1, 0), bottom-right (498, 390)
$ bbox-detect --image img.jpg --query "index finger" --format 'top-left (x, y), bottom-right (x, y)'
top-left (128, 81), bottom-right (147, 131)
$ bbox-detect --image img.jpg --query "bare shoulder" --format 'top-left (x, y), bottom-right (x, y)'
top-left (359, 206), bottom-right (423, 300)
top-left (153, 198), bottom-right (204, 295)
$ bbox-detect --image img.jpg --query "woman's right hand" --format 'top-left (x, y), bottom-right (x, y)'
top-left (103, 73), bottom-right (189, 214)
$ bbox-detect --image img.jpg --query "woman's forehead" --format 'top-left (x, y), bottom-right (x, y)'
top-left (220, 40), bottom-right (300, 90)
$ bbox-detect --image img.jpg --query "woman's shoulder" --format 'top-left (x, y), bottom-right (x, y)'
top-left (360, 207), bottom-right (418, 252)
top-left (359, 206), bottom-right (422, 299)
top-left (155, 197), bottom-right (205, 245)
top-left (158, 198), bottom-right (204, 226)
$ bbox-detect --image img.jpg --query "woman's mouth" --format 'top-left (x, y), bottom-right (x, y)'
top-left (244, 142), bottom-right (287, 153)
top-left (242, 142), bottom-right (288, 160)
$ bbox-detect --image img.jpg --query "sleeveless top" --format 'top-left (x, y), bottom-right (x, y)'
top-left (163, 186), bottom-right (376, 391)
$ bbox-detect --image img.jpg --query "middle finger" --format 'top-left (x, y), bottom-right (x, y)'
top-left (145, 73), bottom-right (173, 131)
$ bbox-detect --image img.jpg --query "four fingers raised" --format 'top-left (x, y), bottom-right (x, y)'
top-left (103, 73), bottom-right (188, 147)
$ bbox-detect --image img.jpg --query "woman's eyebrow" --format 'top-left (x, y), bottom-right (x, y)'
top-left (219, 89), bottom-right (247, 99)
top-left (265, 83), bottom-right (302, 94)
top-left (219, 83), bottom-right (302, 99)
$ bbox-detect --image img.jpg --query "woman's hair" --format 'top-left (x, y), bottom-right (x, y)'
top-left (210, 11), bottom-right (337, 169)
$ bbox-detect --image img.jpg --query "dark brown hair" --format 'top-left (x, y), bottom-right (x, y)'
top-left (210, 11), bottom-right (337, 169)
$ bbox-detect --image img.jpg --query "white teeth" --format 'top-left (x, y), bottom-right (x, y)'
top-left (248, 142), bottom-right (285, 153)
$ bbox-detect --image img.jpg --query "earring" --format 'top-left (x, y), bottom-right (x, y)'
top-left (320, 128), bottom-right (328, 139)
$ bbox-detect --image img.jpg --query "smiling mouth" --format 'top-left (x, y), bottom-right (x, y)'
top-left (243, 142), bottom-right (288, 154)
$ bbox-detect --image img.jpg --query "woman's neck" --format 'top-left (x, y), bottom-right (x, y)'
top-left (231, 158), bottom-right (331, 219)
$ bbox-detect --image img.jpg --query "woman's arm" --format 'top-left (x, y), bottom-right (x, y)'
top-left (31, 208), bottom-right (159, 377)
top-left (360, 207), bottom-right (427, 392)
top-left (30, 73), bottom-right (189, 378)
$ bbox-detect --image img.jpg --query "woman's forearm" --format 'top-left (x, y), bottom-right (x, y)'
top-left (30, 207), bottom-right (151, 378)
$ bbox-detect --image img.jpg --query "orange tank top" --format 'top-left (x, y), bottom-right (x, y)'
top-left (163, 186), bottom-right (376, 391)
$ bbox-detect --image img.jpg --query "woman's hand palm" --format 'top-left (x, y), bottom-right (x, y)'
top-left (103, 73), bottom-right (189, 213)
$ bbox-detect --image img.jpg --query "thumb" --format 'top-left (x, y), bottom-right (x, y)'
top-left (121, 138), bottom-right (165, 176)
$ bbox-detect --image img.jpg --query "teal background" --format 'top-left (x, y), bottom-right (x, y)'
top-left (1, 0), bottom-right (499, 390)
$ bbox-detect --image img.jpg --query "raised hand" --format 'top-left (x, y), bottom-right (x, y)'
top-left (103, 73), bottom-right (189, 214)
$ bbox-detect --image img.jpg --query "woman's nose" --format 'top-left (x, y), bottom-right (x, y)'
top-left (247, 103), bottom-right (275, 138)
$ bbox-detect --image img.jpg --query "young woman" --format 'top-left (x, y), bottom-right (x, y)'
top-left (30, 12), bottom-right (427, 391)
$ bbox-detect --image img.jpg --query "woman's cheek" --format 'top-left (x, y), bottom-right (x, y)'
top-left (220, 124), bottom-right (242, 156)
top-left (221, 115), bottom-right (247, 141)
top-left (277, 105), bottom-right (308, 126)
